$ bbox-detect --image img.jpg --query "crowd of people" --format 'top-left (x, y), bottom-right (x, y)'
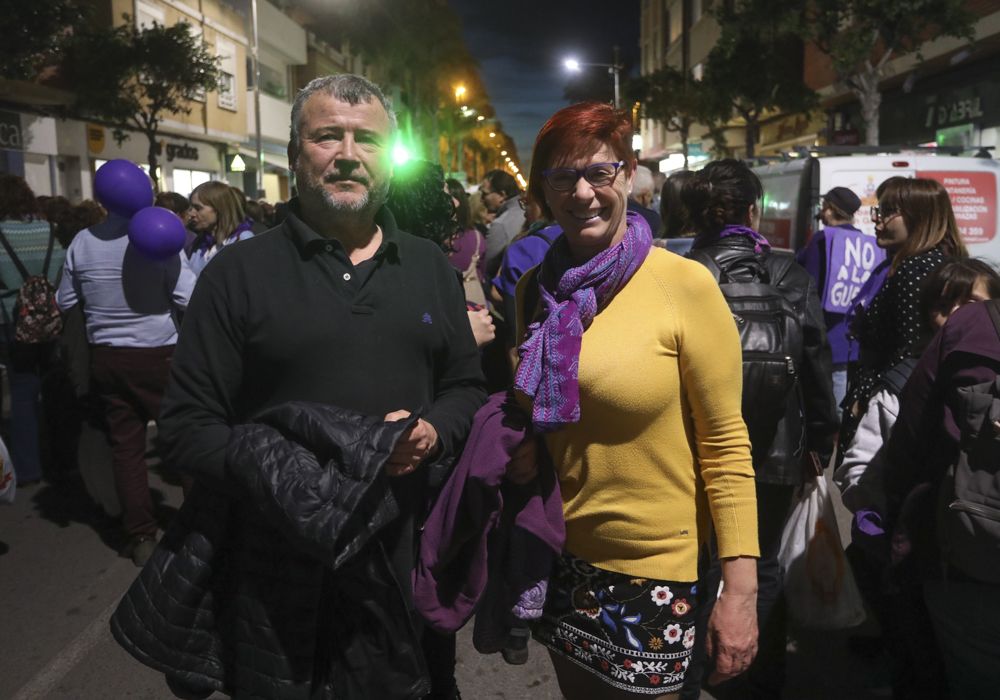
top-left (1, 71), bottom-right (999, 700)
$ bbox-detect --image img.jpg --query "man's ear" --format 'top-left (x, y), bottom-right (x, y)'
top-left (287, 141), bottom-right (297, 171)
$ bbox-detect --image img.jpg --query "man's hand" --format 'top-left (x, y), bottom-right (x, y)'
top-left (706, 556), bottom-right (758, 685)
top-left (467, 307), bottom-right (496, 348)
top-left (383, 410), bottom-right (439, 477)
top-left (505, 437), bottom-right (538, 484)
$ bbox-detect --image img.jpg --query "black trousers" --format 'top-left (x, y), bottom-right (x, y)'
top-left (681, 482), bottom-right (796, 700)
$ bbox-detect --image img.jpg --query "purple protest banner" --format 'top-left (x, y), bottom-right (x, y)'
top-left (822, 226), bottom-right (886, 315)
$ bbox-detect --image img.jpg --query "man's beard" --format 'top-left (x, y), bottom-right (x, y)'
top-left (298, 172), bottom-right (389, 216)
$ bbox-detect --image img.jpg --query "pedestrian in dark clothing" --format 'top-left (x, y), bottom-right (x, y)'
top-left (0, 175), bottom-right (65, 486)
top-left (886, 296), bottom-right (1000, 700)
top-left (680, 159), bottom-right (838, 700)
top-left (56, 207), bottom-right (196, 565)
top-left (130, 74), bottom-right (485, 700)
top-left (627, 164), bottom-right (663, 235)
top-left (797, 186), bottom-right (886, 408)
top-left (839, 177), bottom-right (967, 455)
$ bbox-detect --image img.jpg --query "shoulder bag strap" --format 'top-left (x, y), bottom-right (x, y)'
top-left (0, 225), bottom-right (31, 282)
top-left (41, 222), bottom-right (55, 278)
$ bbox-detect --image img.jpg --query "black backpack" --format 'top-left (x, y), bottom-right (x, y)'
top-left (688, 249), bottom-right (804, 464)
top-left (936, 299), bottom-right (1000, 583)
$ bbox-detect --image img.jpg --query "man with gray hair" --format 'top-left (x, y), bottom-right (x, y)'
top-left (116, 74), bottom-right (485, 699)
top-left (627, 164), bottom-right (663, 235)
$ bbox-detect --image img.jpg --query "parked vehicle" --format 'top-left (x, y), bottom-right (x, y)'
top-left (753, 150), bottom-right (1000, 264)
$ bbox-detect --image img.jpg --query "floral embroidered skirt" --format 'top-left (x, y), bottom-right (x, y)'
top-left (533, 552), bottom-right (699, 695)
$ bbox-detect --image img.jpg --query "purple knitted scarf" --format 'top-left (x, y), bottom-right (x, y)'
top-left (514, 211), bottom-right (652, 432)
top-left (718, 224), bottom-right (771, 253)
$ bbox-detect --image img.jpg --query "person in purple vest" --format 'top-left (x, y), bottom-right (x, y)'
top-left (797, 187), bottom-right (886, 407)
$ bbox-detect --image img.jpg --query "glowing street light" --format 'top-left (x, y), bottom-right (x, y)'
top-left (500, 150), bottom-right (507, 156)
top-left (392, 138), bottom-right (413, 166)
top-left (562, 48), bottom-right (623, 109)
top-left (477, 115), bottom-right (485, 121)
top-left (489, 132), bottom-right (496, 138)
top-left (454, 84), bottom-right (466, 101)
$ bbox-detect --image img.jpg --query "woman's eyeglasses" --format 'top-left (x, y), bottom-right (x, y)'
top-left (870, 205), bottom-right (899, 223)
top-left (542, 161), bottom-right (625, 192)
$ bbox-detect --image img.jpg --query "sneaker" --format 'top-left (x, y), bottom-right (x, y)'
top-left (501, 625), bottom-right (531, 665)
top-left (126, 535), bottom-right (157, 567)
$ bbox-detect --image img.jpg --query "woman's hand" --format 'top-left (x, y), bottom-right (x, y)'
top-left (505, 436), bottom-right (538, 484)
top-left (706, 556), bottom-right (758, 685)
top-left (467, 307), bottom-right (496, 348)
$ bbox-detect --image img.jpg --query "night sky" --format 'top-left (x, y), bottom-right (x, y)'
top-left (448, 0), bottom-right (640, 171)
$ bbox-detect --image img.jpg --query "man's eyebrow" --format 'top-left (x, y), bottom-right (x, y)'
top-left (309, 125), bottom-right (343, 136)
top-left (355, 128), bottom-right (385, 140)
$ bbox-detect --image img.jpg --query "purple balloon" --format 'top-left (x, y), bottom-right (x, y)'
top-left (94, 159), bottom-right (154, 218)
top-left (128, 206), bottom-right (187, 260)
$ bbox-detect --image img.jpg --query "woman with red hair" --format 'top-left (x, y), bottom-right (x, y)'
top-left (509, 102), bottom-right (760, 699)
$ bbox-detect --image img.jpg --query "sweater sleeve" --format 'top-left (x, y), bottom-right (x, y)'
top-left (170, 253), bottom-right (197, 311)
top-left (796, 231), bottom-right (825, 293)
top-left (676, 262), bottom-right (759, 559)
top-left (158, 268), bottom-right (246, 488)
top-left (423, 256), bottom-right (488, 460)
top-left (55, 243), bottom-right (78, 312)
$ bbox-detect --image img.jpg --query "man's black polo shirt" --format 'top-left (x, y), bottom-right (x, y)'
top-left (159, 203), bottom-right (486, 483)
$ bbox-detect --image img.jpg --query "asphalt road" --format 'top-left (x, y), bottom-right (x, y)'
top-left (0, 436), bottom-right (887, 700)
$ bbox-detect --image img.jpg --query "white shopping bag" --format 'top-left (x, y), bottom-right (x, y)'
top-left (778, 473), bottom-right (866, 629)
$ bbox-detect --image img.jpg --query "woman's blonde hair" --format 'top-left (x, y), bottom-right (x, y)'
top-left (191, 181), bottom-right (245, 246)
top-left (878, 178), bottom-right (968, 271)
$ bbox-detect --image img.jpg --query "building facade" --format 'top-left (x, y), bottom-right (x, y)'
top-left (637, 0), bottom-right (1000, 172)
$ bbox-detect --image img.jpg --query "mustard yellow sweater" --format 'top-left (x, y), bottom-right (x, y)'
top-left (517, 247), bottom-right (759, 581)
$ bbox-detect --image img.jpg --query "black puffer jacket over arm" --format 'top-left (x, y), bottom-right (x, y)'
top-left (110, 402), bottom-right (431, 700)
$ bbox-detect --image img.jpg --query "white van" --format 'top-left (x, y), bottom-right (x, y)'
top-left (753, 153), bottom-right (1000, 265)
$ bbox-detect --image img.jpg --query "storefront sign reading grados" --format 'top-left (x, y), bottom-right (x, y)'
top-left (919, 170), bottom-right (998, 244)
top-left (160, 141), bottom-right (199, 162)
top-left (0, 111), bottom-right (23, 150)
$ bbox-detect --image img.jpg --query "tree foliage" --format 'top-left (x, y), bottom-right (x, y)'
top-left (630, 65), bottom-right (727, 167)
top-left (0, 0), bottom-right (82, 80)
top-left (806, 0), bottom-right (976, 144)
top-left (704, 0), bottom-right (817, 157)
top-left (311, 0), bottom-right (490, 166)
top-left (61, 17), bottom-right (222, 186)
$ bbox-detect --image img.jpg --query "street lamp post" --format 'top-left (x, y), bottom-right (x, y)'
top-left (250, 0), bottom-right (263, 197)
top-left (563, 45), bottom-right (623, 109)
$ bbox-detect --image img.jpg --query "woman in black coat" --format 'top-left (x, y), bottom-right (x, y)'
top-left (679, 159), bottom-right (838, 700)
